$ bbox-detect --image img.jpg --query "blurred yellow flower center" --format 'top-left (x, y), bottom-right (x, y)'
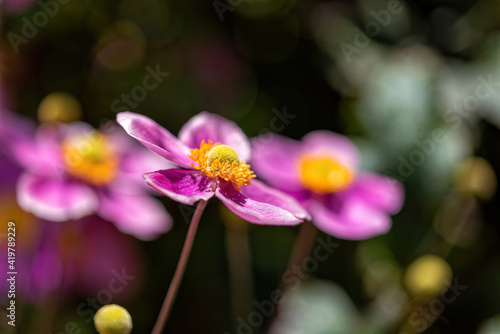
top-left (189, 140), bottom-right (255, 190)
top-left (61, 131), bottom-right (120, 186)
top-left (298, 155), bottom-right (354, 194)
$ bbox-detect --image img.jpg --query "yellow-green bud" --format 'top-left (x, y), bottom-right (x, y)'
top-left (404, 254), bottom-right (452, 298)
top-left (37, 92), bottom-right (82, 123)
top-left (455, 157), bottom-right (496, 200)
top-left (94, 304), bottom-right (133, 334)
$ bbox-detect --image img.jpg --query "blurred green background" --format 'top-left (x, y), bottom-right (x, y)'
top-left (2, 0), bottom-right (500, 333)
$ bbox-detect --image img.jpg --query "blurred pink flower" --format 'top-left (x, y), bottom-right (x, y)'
top-left (117, 111), bottom-right (310, 225)
top-left (13, 122), bottom-right (172, 240)
top-left (251, 132), bottom-right (404, 240)
top-left (0, 108), bottom-right (144, 303)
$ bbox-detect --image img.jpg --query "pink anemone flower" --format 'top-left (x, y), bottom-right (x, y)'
top-left (251, 132), bottom-right (404, 240)
top-left (117, 112), bottom-right (310, 225)
top-left (13, 122), bottom-right (172, 240)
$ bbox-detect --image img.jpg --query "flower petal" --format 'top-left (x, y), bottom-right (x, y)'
top-left (241, 180), bottom-right (310, 220)
top-left (117, 112), bottom-right (192, 168)
top-left (349, 173), bottom-right (404, 214)
top-left (309, 198), bottom-right (391, 240)
top-left (216, 180), bottom-right (307, 225)
top-left (178, 112), bottom-right (251, 161)
top-left (118, 141), bottom-right (175, 193)
top-left (0, 109), bottom-right (35, 158)
top-left (97, 189), bottom-right (173, 240)
top-left (17, 173), bottom-right (98, 222)
top-left (111, 124), bottom-right (174, 172)
top-left (121, 147), bottom-right (174, 177)
top-left (0, 155), bottom-right (22, 188)
top-left (17, 228), bottom-right (63, 301)
top-left (12, 124), bottom-right (65, 175)
top-left (143, 169), bottom-right (215, 205)
top-left (251, 134), bottom-right (303, 191)
top-left (73, 217), bottom-right (144, 296)
top-left (301, 130), bottom-right (359, 169)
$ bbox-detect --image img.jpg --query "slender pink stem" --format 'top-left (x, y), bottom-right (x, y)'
top-left (151, 199), bottom-right (208, 334)
top-left (268, 221), bottom-right (317, 327)
top-left (281, 220), bottom-right (318, 292)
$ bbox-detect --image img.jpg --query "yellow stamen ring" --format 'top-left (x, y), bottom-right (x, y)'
top-left (61, 131), bottom-right (120, 186)
top-left (189, 140), bottom-right (255, 190)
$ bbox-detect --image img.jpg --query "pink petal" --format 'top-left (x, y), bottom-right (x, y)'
top-left (117, 112), bottom-right (192, 168)
top-left (121, 147), bottom-right (175, 176)
top-left (251, 134), bottom-right (302, 191)
top-left (101, 123), bottom-right (176, 193)
top-left (215, 180), bottom-right (306, 226)
top-left (17, 173), bottom-right (98, 222)
top-left (240, 180), bottom-right (310, 221)
top-left (0, 108), bottom-right (35, 153)
top-left (349, 173), bottom-right (404, 214)
top-left (74, 217), bottom-right (145, 296)
top-left (178, 112), bottom-right (251, 162)
top-left (97, 190), bottom-right (173, 240)
top-left (301, 130), bottom-right (359, 169)
top-left (11, 122), bottom-right (94, 177)
top-left (12, 125), bottom-right (64, 176)
top-left (143, 169), bottom-right (215, 205)
top-left (19, 232), bottom-right (63, 301)
top-left (309, 198), bottom-right (392, 240)
top-left (118, 145), bottom-right (175, 193)
top-left (100, 121), bottom-right (137, 152)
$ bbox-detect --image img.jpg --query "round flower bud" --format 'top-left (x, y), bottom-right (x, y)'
top-left (404, 254), bottom-right (452, 298)
top-left (94, 304), bottom-right (133, 334)
top-left (38, 91), bottom-right (82, 123)
top-left (455, 157), bottom-right (496, 200)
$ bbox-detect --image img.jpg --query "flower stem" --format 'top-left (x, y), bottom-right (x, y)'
top-left (151, 199), bottom-right (207, 334)
top-left (281, 220), bottom-right (318, 291)
top-left (265, 221), bottom-right (318, 331)
top-left (268, 220), bottom-right (317, 328)
top-left (225, 221), bottom-right (254, 320)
